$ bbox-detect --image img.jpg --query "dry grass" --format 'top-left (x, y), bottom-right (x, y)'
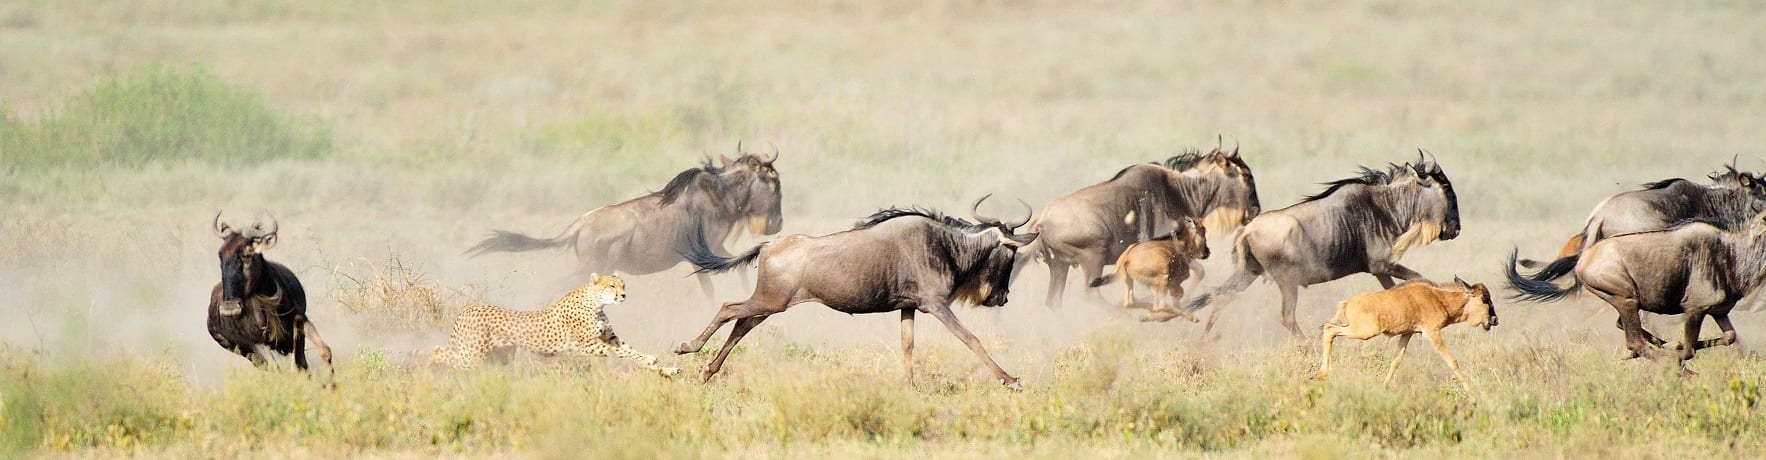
top-left (3, 0), bottom-right (1766, 457)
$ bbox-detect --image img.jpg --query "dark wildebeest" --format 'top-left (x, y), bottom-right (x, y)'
top-left (207, 212), bottom-right (334, 380)
top-left (675, 197), bottom-right (1037, 390)
top-left (1504, 211), bottom-right (1766, 368)
top-left (1018, 142), bottom-right (1260, 307)
top-left (1187, 153), bottom-right (1462, 338)
top-left (1516, 164), bottom-right (1766, 278)
top-left (466, 144), bottom-right (783, 297)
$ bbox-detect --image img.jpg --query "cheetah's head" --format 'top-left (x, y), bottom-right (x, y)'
top-left (587, 273), bottom-right (627, 305)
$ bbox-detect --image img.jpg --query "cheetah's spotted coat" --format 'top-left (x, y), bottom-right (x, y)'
top-left (429, 273), bottom-right (678, 377)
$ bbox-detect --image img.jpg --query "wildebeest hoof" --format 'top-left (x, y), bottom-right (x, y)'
top-left (1001, 378), bottom-right (1023, 392)
top-left (699, 370), bottom-right (716, 383)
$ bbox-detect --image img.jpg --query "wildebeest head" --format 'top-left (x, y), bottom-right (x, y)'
top-left (958, 195), bottom-right (1038, 307)
top-left (1173, 217), bottom-right (1209, 260)
top-left (717, 141), bottom-right (784, 235)
top-left (1410, 150), bottom-right (1461, 240)
top-left (213, 211), bottom-right (280, 317)
top-left (1708, 162), bottom-right (1766, 217)
top-left (1455, 276), bottom-right (1497, 330)
top-left (1164, 139), bottom-right (1262, 229)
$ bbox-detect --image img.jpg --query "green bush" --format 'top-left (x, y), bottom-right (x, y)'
top-left (0, 64), bottom-right (329, 169)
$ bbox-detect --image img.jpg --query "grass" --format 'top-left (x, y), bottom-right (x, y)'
top-left (3, 0), bottom-right (1766, 457)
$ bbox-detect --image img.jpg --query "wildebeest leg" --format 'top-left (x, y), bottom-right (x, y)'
top-left (1077, 254), bottom-right (1108, 302)
top-left (924, 303), bottom-right (1021, 391)
top-left (1423, 329), bottom-right (1473, 393)
top-left (292, 317), bottom-right (309, 372)
top-left (677, 300), bottom-right (768, 354)
top-left (1199, 270), bottom-right (1261, 334)
top-left (1590, 289), bottom-right (1656, 360)
top-left (1679, 311), bottom-right (1708, 363)
top-left (1277, 283), bottom-right (1304, 339)
top-left (900, 309), bottom-right (916, 389)
top-left (702, 315), bottom-right (768, 382)
top-left (1382, 333), bottom-right (1414, 385)
top-left (1624, 318), bottom-right (1668, 347)
top-left (696, 272), bottom-right (716, 300)
top-left (1372, 264), bottom-right (1426, 289)
top-left (1046, 263), bottom-right (1070, 308)
top-left (1699, 314), bottom-right (1740, 350)
top-left (300, 318), bottom-right (335, 387)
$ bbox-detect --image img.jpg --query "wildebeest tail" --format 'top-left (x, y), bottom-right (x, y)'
top-left (465, 219), bottom-right (581, 257)
top-left (1504, 248), bottom-right (1580, 302)
top-left (1087, 272), bottom-right (1119, 288)
top-left (1186, 229), bottom-right (1261, 312)
top-left (677, 225), bottom-right (765, 274)
top-left (1521, 254), bottom-right (1579, 283)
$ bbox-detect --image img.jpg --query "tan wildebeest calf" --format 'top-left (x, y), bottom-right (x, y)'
top-left (1088, 217), bottom-right (1209, 322)
top-left (1316, 278), bottom-right (1497, 391)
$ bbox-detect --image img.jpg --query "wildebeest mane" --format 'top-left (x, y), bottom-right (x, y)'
top-left (1299, 165), bottom-right (1400, 203)
top-left (853, 207), bottom-right (987, 231)
top-left (656, 166), bottom-right (720, 206)
top-left (1639, 178), bottom-right (1691, 190)
top-left (1161, 149), bottom-right (1207, 171)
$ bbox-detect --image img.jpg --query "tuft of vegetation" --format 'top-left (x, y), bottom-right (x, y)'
top-left (330, 256), bottom-right (479, 331)
top-left (0, 64), bottom-right (329, 170)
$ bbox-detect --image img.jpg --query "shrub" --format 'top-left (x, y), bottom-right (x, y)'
top-left (0, 64), bottom-right (330, 170)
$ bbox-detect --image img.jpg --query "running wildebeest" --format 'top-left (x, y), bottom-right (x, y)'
top-left (466, 143), bottom-right (783, 297)
top-left (1317, 278), bottom-right (1497, 392)
top-left (676, 196), bottom-right (1037, 390)
top-left (1515, 163), bottom-right (1766, 279)
top-left (1188, 152), bottom-right (1462, 338)
top-left (207, 211), bottom-right (334, 381)
top-left (1018, 141), bottom-right (1260, 308)
top-left (1087, 216), bottom-right (1209, 322)
top-left (1504, 211), bottom-right (1766, 368)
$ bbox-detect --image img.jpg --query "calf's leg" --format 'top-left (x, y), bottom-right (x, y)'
top-left (1382, 333), bottom-right (1414, 384)
top-left (1423, 329), bottom-right (1472, 393)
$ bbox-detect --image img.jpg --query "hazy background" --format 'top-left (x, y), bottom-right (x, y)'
top-left (3, 1), bottom-right (1764, 456)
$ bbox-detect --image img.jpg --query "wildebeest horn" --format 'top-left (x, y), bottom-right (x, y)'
top-left (970, 193), bottom-right (998, 223)
top-left (257, 210), bottom-right (279, 236)
top-left (1004, 198), bottom-right (1032, 231)
top-left (1232, 139), bottom-right (1240, 158)
top-left (736, 140), bottom-right (744, 155)
top-left (1416, 148), bottom-right (1427, 167)
top-left (213, 211), bottom-right (230, 239)
top-left (766, 142), bottom-right (780, 163)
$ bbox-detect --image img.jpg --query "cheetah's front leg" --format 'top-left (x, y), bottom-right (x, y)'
top-left (592, 337), bottom-right (680, 378)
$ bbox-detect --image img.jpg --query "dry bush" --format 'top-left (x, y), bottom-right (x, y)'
top-left (328, 256), bottom-right (480, 331)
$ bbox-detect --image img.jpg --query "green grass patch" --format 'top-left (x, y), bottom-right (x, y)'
top-left (0, 64), bottom-right (329, 170)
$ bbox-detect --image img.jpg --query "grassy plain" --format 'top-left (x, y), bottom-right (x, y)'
top-left (3, 0), bottom-right (1766, 457)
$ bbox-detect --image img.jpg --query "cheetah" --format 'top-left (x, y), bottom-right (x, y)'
top-left (429, 273), bottom-right (679, 377)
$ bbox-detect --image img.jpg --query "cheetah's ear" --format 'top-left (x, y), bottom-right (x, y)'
top-left (588, 273), bottom-right (603, 283)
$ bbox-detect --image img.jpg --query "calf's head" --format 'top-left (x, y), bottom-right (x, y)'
top-left (1455, 276), bottom-right (1497, 330)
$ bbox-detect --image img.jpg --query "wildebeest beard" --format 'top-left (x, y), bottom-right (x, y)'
top-left (217, 235), bottom-right (290, 342)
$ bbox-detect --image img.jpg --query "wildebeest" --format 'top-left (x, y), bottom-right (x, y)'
top-left (207, 211), bottom-right (334, 380)
top-left (1515, 164), bottom-right (1766, 281)
top-left (1087, 216), bottom-right (1209, 322)
top-left (1504, 211), bottom-right (1766, 367)
top-left (1316, 278), bottom-right (1496, 392)
top-left (1188, 153), bottom-right (1462, 337)
top-left (466, 144), bottom-right (783, 297)
top-left (1018, 142), bottom-right (1260, 307)
top-left (676, 196), bottom-right (1037, 390)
